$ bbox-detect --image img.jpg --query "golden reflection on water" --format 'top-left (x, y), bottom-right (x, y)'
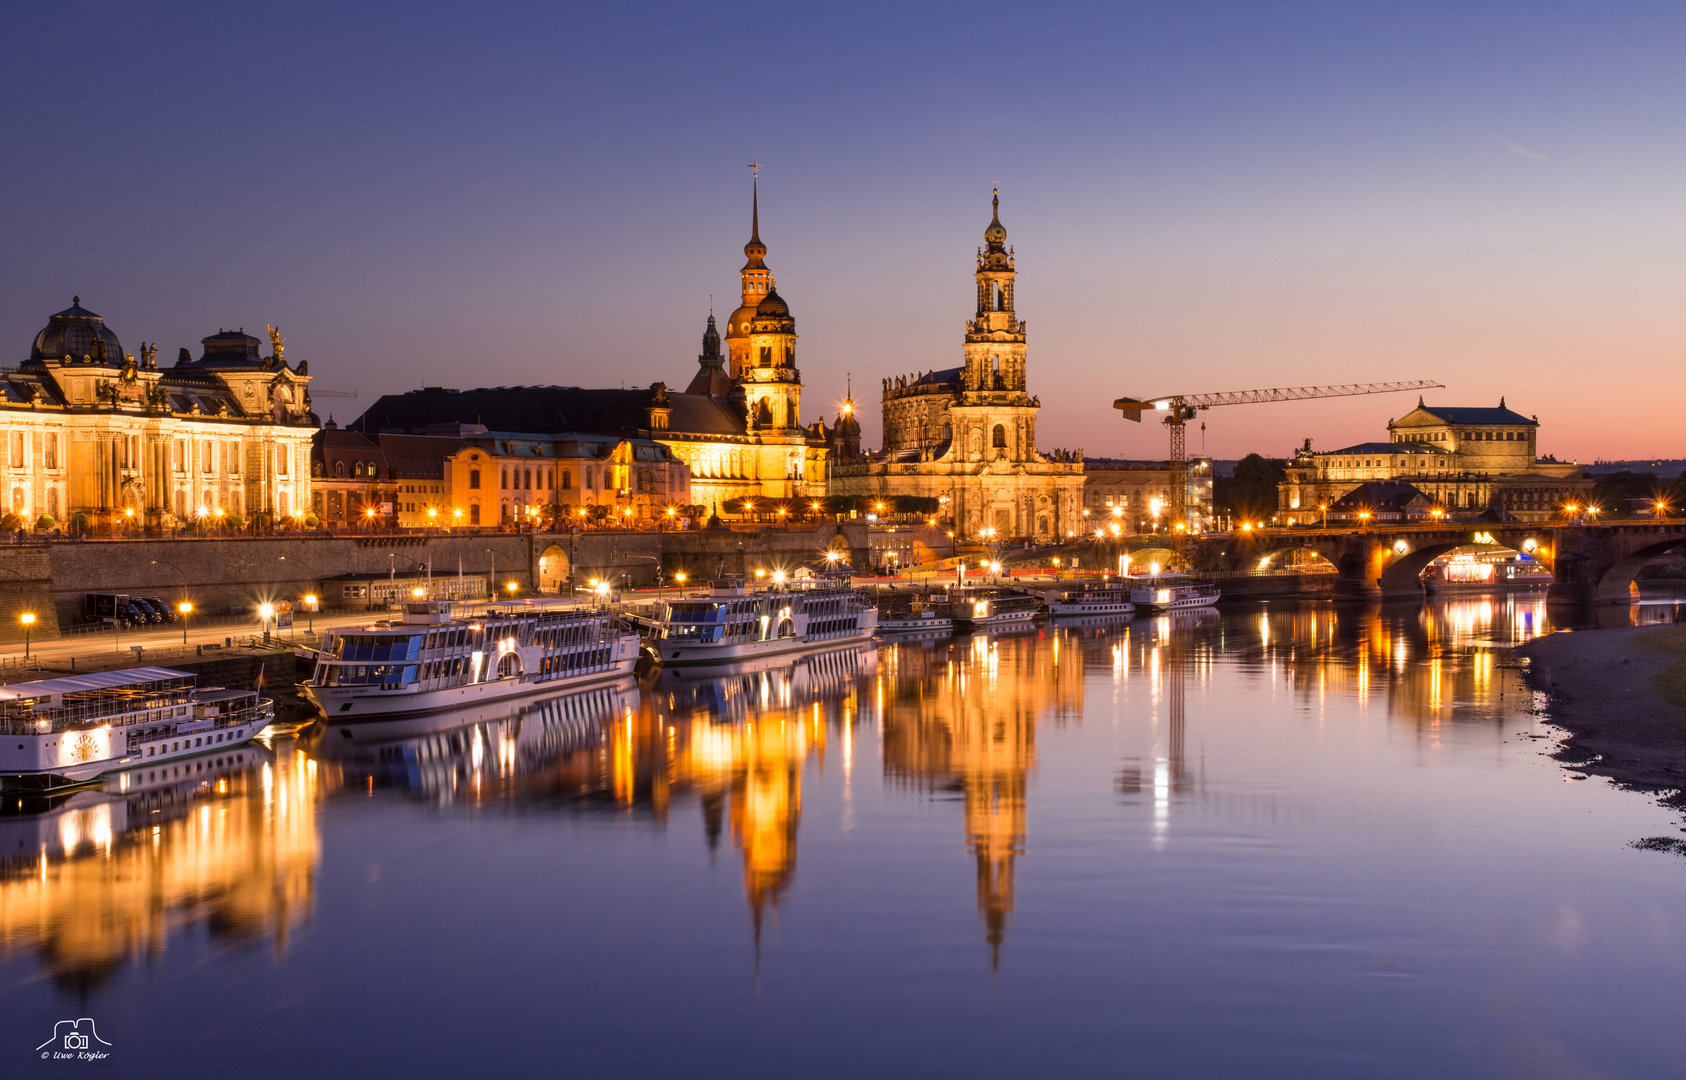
top-left (0, 742), bottom-right (319, 992)
top-left (0, 594), bottom-right (1592, 994)
top-left (878, 630), bottom-right (1084, 966)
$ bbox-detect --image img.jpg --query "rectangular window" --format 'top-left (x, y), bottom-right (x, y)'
top-left (43, 433), bottom-right (57, 470)
top-left (203, 440), bottom-right (213, 474)
top-left (174, 439), bottom-right (185, 472)
top-left (277, 446), bottom-right (289, 476)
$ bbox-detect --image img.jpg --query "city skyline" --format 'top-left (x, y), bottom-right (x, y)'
top-left (4, 2), bottom-right (1682, 463)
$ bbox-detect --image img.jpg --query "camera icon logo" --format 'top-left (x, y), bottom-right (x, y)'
top-left (36, 1017), bottom-right (111, 1056)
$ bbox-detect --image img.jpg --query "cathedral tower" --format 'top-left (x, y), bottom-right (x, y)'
top-left (963, 190), bottom-right (1027, 394)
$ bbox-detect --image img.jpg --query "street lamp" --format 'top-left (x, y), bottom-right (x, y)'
top-left (506, 581), bottom-right (519, 597)
top-left (19, 612), bottom-right (34, 658)
top-left (177, 601), bottom-right (191, 645)
top-left (259, 602), bottom-right (274, 643)
top-left (303, 593), bottom-right (317, 633)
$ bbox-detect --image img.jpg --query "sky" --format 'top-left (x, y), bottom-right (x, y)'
top-left (2, 1), bottom-right (1683, 462)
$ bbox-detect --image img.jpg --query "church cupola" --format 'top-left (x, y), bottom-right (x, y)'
top-left (964, 189), bottom-right (1027, 393)
top-left (699, 313), bottom-right (723, 369)
top-left (726, 172), bottom-right (776, 378)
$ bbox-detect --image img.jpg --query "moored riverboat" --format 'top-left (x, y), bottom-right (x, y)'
top-left (951, 587), bottom-right (1042, 631)
top-left (0, 667), bottom-right (273, 792)
top-left (877, 595), bottom-right (955, 635)
top-left (650, 580), bottom-right (878, 666)
top-left (1048, 581), bottom-right (1135, 618)
top-left (1130, 579), bottom-right (1221, 612)
top-left (302, 598), bottom-right (640, 721)
top-left (1423, 551), bottom-right (1552, 594)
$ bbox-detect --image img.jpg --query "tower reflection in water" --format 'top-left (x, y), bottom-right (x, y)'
top-left (878, 629), bottom-right (1084, 967)
top-left (0, 741), bottom-right (319, 992)
top-left (316, 646), bottom-right (877, 941)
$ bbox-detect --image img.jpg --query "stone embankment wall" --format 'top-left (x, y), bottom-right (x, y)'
top-left (0, 548), bottom-right (60, 644)
top-left (6, 524), bottom-right (868, 639)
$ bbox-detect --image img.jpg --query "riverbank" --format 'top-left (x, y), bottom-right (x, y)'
top-left (1519, 626), bottom-right (1686, 807)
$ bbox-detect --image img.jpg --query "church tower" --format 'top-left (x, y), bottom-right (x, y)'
top-left (962, 190), bottom-right (1027, 394)
top-left (724, 177), bottom-right (803, 434)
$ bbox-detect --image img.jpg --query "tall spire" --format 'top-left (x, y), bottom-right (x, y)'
top-left (743, 164), bottom-right (767, 268)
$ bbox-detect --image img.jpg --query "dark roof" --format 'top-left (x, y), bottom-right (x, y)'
top-left (1329, 481), bottom-right (1431, 512)
top-left (1412, 403), bottom-right (1536, 426)
top-left (914, 367), bottom-right (962, 387)
top-left (356, 386), bottom-right (750, 441)
top-left (1324, 441), bottom-right (1446, 456)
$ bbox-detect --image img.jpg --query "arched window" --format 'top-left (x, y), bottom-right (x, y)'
top-left (335, 461), bottom-right (346, 477)
top-left (469, 504), bottom-right (480, 525)
top-left (992, 425), bottom-right (1007, 448)
top-left (469, 469), bottom-right (481, 490)
top-left (501, 468), bottom-right (508, 490)
top-left (353, 462), bottom-right (363, 477)
top-left (561, 470), bottom-right (570, 490)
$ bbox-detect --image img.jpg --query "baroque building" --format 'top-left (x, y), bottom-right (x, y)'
top-left (830, 193), bottom-right (1085, 541)
top-left (357, 187), bottom-right (839, 514)
top-left (1277, 399), bottom-right (1590, 524)
top-left (2, 299), bottom-right (316, 528)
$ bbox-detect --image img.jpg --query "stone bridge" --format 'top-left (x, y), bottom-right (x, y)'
top-left (1203, 520), bottom-right (1686, 604)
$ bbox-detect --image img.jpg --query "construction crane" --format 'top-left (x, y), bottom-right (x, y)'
top-left (1112, 380), bottom-right (1445, 530)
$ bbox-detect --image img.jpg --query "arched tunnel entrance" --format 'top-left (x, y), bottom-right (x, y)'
top-left (538, 544), bottom-right (570, 593)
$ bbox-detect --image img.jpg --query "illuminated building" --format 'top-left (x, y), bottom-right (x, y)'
top-left (1278, 399), bottom-right (1591, 523)
top-left (1, 300), bottom-right (316, 527)
top-left (830, 192), bottom-right (1086, 541)
top-left (352, 188), bottom-right (839, 514)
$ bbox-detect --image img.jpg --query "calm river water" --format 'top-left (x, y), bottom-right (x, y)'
top-left (4, 597), bottom-right (1685, 1078)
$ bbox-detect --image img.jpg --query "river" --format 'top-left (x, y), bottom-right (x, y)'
top-left (3, 595), bottom-right (1684, 1078)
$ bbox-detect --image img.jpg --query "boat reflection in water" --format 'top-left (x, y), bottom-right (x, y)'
top-left (0, 740), bottom-right (319, 992)
top-left (313, 645), bottom-right (879, 943)
top-left (877, 629), bottom-right (1084, 967)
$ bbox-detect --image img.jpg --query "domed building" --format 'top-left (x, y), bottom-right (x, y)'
top-left (1, 298), bottom-right (317, 528)
top-left (829, 192), bottom-right (1085, 541)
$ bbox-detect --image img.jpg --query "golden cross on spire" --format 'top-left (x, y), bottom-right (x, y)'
top-left (749, 161), bottom-right (760, 178)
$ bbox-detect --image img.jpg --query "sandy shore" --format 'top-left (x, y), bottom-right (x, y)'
top-left (1519, 627), bottom-right (1686, 808)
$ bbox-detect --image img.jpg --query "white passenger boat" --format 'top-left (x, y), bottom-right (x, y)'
top-left (650, 580), bottom-right (878, 666)
top-left (1130, 579), bottom-right (1221, 612)
top-left (0, 666), bottom-right (273, 792)
top-left (951, 587), bottom-right (1041, 631)
top-left (302, 598), bottom-right (640, 720)
top-left (1048, 581), bottom-right (1135, 618)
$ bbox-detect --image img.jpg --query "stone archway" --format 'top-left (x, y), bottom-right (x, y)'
top-left (1376, 542), bottom-right (1468, 597)
top-left (1593, 538), bottom-right (1686, 603)
top-left (497, 652), bottom-right (522, 679)
top-left (538, 544), bottom-right (570, 593)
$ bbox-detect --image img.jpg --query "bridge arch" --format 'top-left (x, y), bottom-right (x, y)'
top-left (1594, 537), bottom-right (1686, 603)
top-left (1251, 545), bottom-right (1339, 573)
top-left (1377, 541), bottom-right (1470, 597)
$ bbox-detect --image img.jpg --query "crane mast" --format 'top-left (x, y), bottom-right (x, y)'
top-left (1112, 379), bottom-right (1444, 532)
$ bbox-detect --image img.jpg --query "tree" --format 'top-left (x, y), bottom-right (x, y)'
top-left (0, 513), bottom-right (21, 532)
top-left (67, 512), bottom-right (91, 533)
top-left (1587, 471), bottom-right (1663, 519)
top-left (34, 514), bottom-right (56, 531)
top-left (1214, 454), bottom-right (1286, 522)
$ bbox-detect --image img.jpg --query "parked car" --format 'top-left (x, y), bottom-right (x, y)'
top-left (140, 596), bottom-right (178, 622)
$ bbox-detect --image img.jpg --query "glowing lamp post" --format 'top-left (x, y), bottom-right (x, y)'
top-left (177, 601), bottom-right (192, 645)
top-left (19, 612), bottom-right (34, 659)
top-left (259, 602), bottom-right (275, 643)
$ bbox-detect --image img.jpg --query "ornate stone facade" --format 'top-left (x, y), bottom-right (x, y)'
top-left (2, 299), bottom-right (316, 528)
top-left (1277, 399), bottom-right (1590, 524)
top-left (830, 193), bottom-right (1085, 541)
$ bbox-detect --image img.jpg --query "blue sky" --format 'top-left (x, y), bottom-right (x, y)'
top-left (3, 1), bottom-right (1682, 459)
